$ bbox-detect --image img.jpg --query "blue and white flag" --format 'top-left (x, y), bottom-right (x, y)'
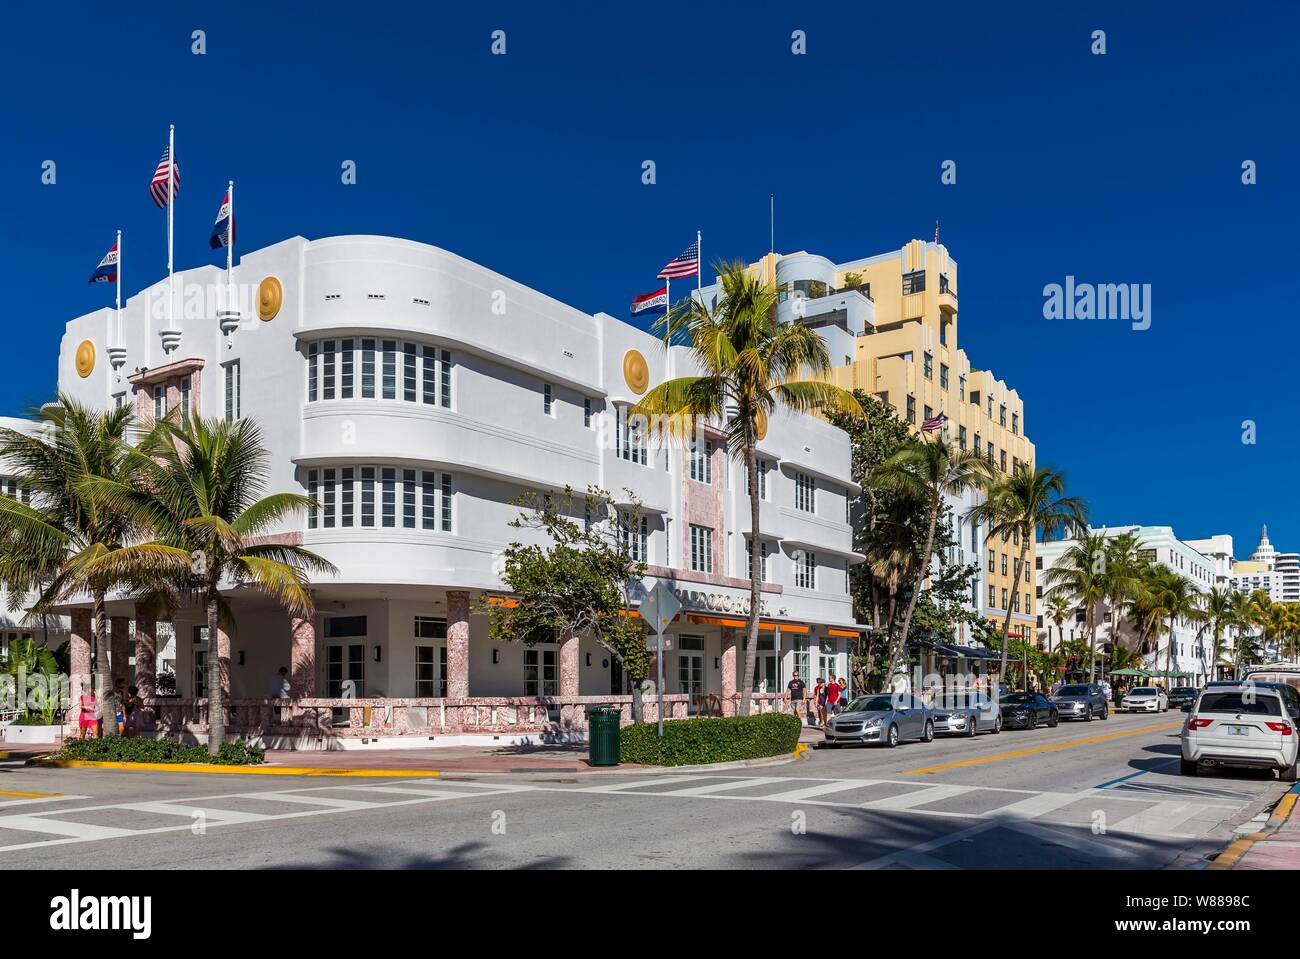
top-left (209, 187), bottom-right (235, 249)
top-left (88, 241), bottom-right (119, 284)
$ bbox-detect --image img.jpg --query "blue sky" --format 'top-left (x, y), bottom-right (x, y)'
top-left (2, 1), bottom-right (1297, 557)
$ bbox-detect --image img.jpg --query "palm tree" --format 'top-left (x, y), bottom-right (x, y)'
top-left (1197, 587), bottom-right (1236, 684)
top-left (1044, 594), bottom-right (1070, 653)
top-left (1228, 589), bottom-right (1261, 678)
top-left (970, 465), bottom-right (1086, 685)
top-left (869, 433), bottom-right (987, 684)
top-left (1099, 532), bottom-right (1143, 646)
top-left (631, 262), bottom-right (861, 716)
top-left (863, 505), bottom-right (921, 685)
top-left (0, 396), bottom-right (165, 737)
top-left (1145, 570), bottom-right (1205, 682)
top-left (84, 415), bottom-right (336, 755)
top-left (1042, 532), bottom-right (1107, 682)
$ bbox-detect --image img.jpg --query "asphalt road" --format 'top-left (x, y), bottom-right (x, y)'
top-left (0, 712), bottom-right (1285, 869)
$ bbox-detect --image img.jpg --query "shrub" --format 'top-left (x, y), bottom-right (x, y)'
top-left (55, 737), bottom-right (265, 766)
top-left (619, 713), bottom-right (801, 766)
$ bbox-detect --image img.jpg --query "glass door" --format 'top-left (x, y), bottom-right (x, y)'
top-left (326, 643), bottom-right (366, 725)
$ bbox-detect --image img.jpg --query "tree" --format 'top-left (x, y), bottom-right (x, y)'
top-left (1197, 587), bottom-right (1236, 684)
top-left (1099, 532), bottom-right (1144, 652)
top-left (1143, 570), bottom-right (1205, 681)
top-left (970, 465), bottom-right (1086, 683)
top-left (0, 395), bottom-right (164, 738)
top-left (1228, 589), bottom-right (1261, 677)
top-left (1044, 594), bottom-right (1071, 653)
top-left (85, 415), bottom-right (336, 756)
top-left (632, 261), bottom-right (860, 715)
top-left (869, 433), bottom-right (988, 685)
top-left (481, 487), bottom-right (652, 722)
top-left (1042, 532), bottom-right (1107, 682)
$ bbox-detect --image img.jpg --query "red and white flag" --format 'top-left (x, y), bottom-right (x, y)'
top-left (630, 288), bottom-right (667, 316)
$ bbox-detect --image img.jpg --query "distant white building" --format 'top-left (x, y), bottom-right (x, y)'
top-left (1229, 526), bottom-right (1298, 604)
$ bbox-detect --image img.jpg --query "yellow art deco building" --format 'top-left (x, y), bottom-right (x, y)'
top-left (741, 239), bottom-right (1039, 647)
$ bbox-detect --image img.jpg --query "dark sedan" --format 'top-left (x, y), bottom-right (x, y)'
top-left (1167, 686), bottom-right (1199, 709)
top-left (1000, 692), bottom-right (1059, 730)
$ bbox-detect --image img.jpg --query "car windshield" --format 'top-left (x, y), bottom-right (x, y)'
top-left (846, 696), bottom-right (895, 713)
top-left (1197, 692), bottom-right (1282, 716)
top-left (1055, 685), bottom-right (1090, 697)
top-left (1000, 694), bottom-right (1033, 705)
top-left (1130, 687), bottom-right (1157, 695)
top-left (1172, 687), bottom-right (1197, 695)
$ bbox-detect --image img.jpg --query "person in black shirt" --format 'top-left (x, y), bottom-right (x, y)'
top-left (786, 670), bottom-right (808, 724)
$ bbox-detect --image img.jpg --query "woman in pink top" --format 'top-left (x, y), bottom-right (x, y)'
top-left (78, 693), bottom-right (98, 739)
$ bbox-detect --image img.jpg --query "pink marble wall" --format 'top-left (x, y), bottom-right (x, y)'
top-left (290, 615), bottom-right (316, 696)
top-left (134, 607), bottom-right (157, 699)
top-left (559, 627), bottom-right (580, 696)
top-left (446, 590), bottom-right (470, 698)
top-left (70, 608), bottom-right (92, 702)
top-left (721, 627), bottom-right (737, 716)
top-left (110, 617), bottom-right (130, 683)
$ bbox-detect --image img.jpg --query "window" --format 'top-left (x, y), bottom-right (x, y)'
top-left (307, 469), bottom-right (319, 529)
top-left (794, 472), bottom-right (815, 513)
top-left (987, 551), bottom-right (995, 573)
top-left (325, 616), bottom-right (368, 638)
top-left (361, 339), bottom-right (376, 398)
top-left (923, 352), bottom-right (933, 379)
top-left (989, 585), bottom-right (997, 608)
top-left (906, 395), bottom-right (916, 424)
top-left (1012, 411), bottom-right (1019, 435)
top-left (986, 444), bottom-right (994, 466)
top-left (987, 396), bottom-right (993, 418)
top-left (958, 375), bottom-right (966, 401)
top-left (615, 406), bottom-right (648, 465)
top-left (415, 616), bottom-right (447, 640)
top-left (621, 511), bottom-right (648, 562)
top-left (1013, 592), bottom-right (1020, 612)
top-left (420, 346), bottom-right (451, 408)
top-left (419, 471), bottom-right (452, 532)
top-left (322, 468), bottom-right (336, 527)
top-left (690, 525), bottom-right (713, 573)
top-left (224, 361), bottom-right (241, 421)
top-left (923, 405), bottom-right (933, 424)
top-left (340, 339), bottom-right (354, 398)
top-left (416, 643), bottom-right (447, 697)
top-left (902, 270), bottom-right (926, 294)
top-left (999, 404), bottom-right (1007, 427)
top-left (361, 467), bottom-right (375, 527)
top-left (1000, 449), bottom-right (1007, 472)
top-left (180, 376), bottom-right (192, 418)
top-left (959, 426), bottom-right (967, 450)
top-left (382, 468), bottom-right (396, 527)
top-left (974, 433), bottom-right (981, 455)
top-left (524, 649), bottom-right (558, 696)
top-left (584, 397), bottom-right (592, 428)
top-left (1024, 593), bottom-right (1032, 615)
top-left (1001, 553), bottom-right (1008, 576)
top-left (403, 343), bottom-right (417, 403)
top-left (308, 342), bottom-right (319, 402)
top-left (402, 469), bottom-right (417, 528)
top-left (689, 439), bottom-right (712, 483)
top-left (322, 340), bottom-right (336, 400)
top-left (940, 364), bottom-right (949, 390)
top-left (796, 550), bottom-right (816, 589)
top-left (747, 460), bottom-right (767, 499)
top-left (1001, 588), bottom-right (1008, 610)
top-left (382, 340), bottom-right (397, 399)
top-left (340, 467), bottom-right (354, 527)
top-left (543, 383), bottom-right (554, 416)
top-left (746, 538), bottom-right (770, 580)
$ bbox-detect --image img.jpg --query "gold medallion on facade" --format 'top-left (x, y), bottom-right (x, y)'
top-left (622, 349), bottom-right (649, 395)
top-left (75, 340), bottom-right (95, 378)
top-left (755, 408), bottom-right (768, 440)
top-left (257, 276), bottom-right (283, 322)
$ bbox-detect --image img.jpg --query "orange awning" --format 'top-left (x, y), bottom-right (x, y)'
top-left (685, 615), bottom-right (809, 633)
top-left (828, 628), bottom-right (863, 638)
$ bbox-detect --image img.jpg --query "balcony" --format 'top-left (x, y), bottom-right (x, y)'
top-left (938, 276), bottom-right (958, 314)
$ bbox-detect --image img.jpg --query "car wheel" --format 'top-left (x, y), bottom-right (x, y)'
top-left (885, 724), bottom-right (899, 748)
top-left (1179, 758), bottom-right (1198, 777)
top-left (967, 718), bottom-right (978, 738)
top-left (922, 720), bottom-right (934, 743)
top-left (1101, 706), bottom-right (1109, 720)
top-left (1027, 712), bottom-right (1038, 730)
top-left (994, 715), bottom-right (1002, 734)
top-left (1281, 758), bottom-right (1299, 784)
top-left (1084, 706), bottom-right (1093, 722)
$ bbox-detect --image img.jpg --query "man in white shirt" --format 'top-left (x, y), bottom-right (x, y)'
top-left (271, 667), bottom-right (291, 699)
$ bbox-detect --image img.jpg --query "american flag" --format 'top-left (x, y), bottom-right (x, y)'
top-left (150, 147), bottom-right (180, 208)
top-left (657, 241), bottom-right (699, 280)
top-left (921, 411), bottom-right (946, 433)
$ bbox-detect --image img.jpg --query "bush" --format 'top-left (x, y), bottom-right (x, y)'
top-left (620, 713), bottom-right (801, 766)
top-left (55, 737), bottom-right (265, 766)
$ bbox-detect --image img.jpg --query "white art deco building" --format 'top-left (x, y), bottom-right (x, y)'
top-left (51, 235), bottom-right (865, 745)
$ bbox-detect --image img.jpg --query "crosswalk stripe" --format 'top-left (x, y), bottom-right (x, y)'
top-left (245, 792), bottom-right (382, 810)
top-left (761, 780), bottom-right (884, 802)
top-left (653, 777), bottom-right (782, 797)
top-left (862, 784), bottom-right (973, 810)
top-left (346, 785), bottom-right (489, 799)
top-left (581, 777), bottom-right (692, 794)
top-left (0, 815), bottom-right (135, 840)
top-left (1107, 800), bottom-right (1205, 836)
top-left (118, 802), bottom-right (271, 824)
top-left (994, 791), bottom-right (1088, 820)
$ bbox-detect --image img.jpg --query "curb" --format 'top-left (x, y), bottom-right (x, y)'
top-left (29, 758), bottom-right (443, 778)
top-left (1205, 783), bottom-right (1300, 870)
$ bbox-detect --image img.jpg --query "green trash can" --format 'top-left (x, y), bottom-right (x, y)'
top-left (587, 706), bottom-right (622, 767)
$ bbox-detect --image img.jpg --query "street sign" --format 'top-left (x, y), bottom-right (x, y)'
top-left (640, 580), bottom-right (681, 633)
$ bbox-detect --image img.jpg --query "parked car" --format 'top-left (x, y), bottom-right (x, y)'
top-left (999, 692), bottom-right (1059, 730)
top-left (822, 692), bottom-right (933, 748)
top-left (1181, 684), bottom-right (1299, 780)
top-left (1167, 686), bottom-right (1200, 709)
top-left (1205, 679), bottom-right (1300, 717)
top-left (931, 690), bottom-right (1002, 736)
top-left (1121, 686), bottom-right (1169, 712)
top-left (1051, 683), bottom-right (1109, 722)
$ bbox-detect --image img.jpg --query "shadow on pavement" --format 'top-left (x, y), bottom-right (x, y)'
top-left (263, 841), bottom-right (573, 870)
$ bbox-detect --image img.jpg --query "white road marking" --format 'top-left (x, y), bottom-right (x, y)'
top-left (0, 794), bottom-right (91, 809)
top-left (862, 784), bottom-right (973, 810)
top-left (0, 815), bottom-right (135, 840)
top-left (653, 777), bottom-right (784, 797)
top-left (118, 801), bottom-right (273, 824)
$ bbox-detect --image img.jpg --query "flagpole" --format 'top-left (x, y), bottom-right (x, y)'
top-left (696, 229), bottom-right (702, 296)
top-left (115, 229), bottom-right (122, 345)
top-left (227, 180), bottom-right (234, 313)
top-left (167, 124), bottom-right (175, 348)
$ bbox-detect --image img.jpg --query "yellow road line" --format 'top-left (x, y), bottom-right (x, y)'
top-left (30, 759), bottom-right (442, 777)
top-left (1267, 791), bottom-right (1298, 827)
top-left (0, 788), bottom-right (62, 799)
top-left (899, 721), bottom-right (1184, 775)
top-left (1206, 836), bottom-right (1261, 870)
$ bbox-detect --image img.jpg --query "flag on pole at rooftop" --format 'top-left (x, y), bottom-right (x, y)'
top-left (630, 288), bottom-right (668, 316)
top-left (921, 410), bottom-right (946, 433)
top-left (209, 186), bottom-right (235, 249)
top-left (149, 146), bottom-right (180, 208)
top-left (87, 240), bottom-right (119, 284)
top-left (657, 241), bottom-right (699, 279)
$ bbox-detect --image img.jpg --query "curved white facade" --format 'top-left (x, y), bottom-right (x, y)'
top-left (54, 235), bottom-right (863, 705)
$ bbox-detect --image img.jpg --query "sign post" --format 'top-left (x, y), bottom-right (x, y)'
top-left (640, 580), bottom-right (681, 738)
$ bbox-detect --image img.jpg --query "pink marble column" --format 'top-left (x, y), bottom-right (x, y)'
top-left (134, 607), bottom-right (157, 699)
top-left (290, 615), bottom-right (316, 697)
top-left (110, 616), bottom-right (130, 683)
top-left (446, 590), bottom-right (470, 699)
top-left (215, 613), bottom-right (232, 700)
top-left (69, 608), bottom-right (92, 704)
top-left (559, 627), bottom-right (580, 697)
top-left (721, 627), bottom-right (737, 717)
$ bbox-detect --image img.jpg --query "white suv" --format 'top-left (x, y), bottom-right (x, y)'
top-left (1180, 684), bottom-right (1299, 781)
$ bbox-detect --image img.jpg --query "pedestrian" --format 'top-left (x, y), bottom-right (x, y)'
top-left (77, 690), bottom-right (98, 740)
top-left (271, 666), bottom-right (291, 699)
top-left (110, 678), bottom-right (128, 735)
top-left (785, 669), bottom-right (807, 723)
top-left (123, 685), bottom-right (145, 737)
top-left (837, 677), bottom-right (850, 712)
top-left (826, 676), bottom-right (842, 715)
top-left (814, 677), bottom-right (829, 726)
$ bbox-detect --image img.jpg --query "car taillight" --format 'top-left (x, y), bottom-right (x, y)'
top-left (1265, 722), bottom-right (1293, 735)
top-left (1188, 719), bottom-right (1212, 729)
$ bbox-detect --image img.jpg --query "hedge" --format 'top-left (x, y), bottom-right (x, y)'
top-left (55, 738), bottom-right (265, 766)
top-left (620, 713), bottom-right (801, 766)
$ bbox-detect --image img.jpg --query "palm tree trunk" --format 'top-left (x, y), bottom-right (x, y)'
top-left (997, 540), bottom-right (1028, 690)
top-left (207, 596), bottom-right (225, 756)
top-left (1087, 608), bottom-right (1098, 683)
top-left (739, 437), bottom-right (761, 717)
top-left (93, 590), bottom-right (116, 739)
top-left (890, 493), bottom-right (940, 691)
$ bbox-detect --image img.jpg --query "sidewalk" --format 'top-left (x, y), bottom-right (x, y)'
top-left (1212, 784), bottom-right (1300, 870)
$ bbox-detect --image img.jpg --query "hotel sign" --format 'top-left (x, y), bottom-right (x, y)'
top-left (672, 587), bottom-right (772, 617)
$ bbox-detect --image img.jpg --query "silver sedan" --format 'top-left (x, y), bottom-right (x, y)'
top-left (931, 691), bottom-right (1003, 736)
top-left (822, 692), bottom-right (934, 748)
